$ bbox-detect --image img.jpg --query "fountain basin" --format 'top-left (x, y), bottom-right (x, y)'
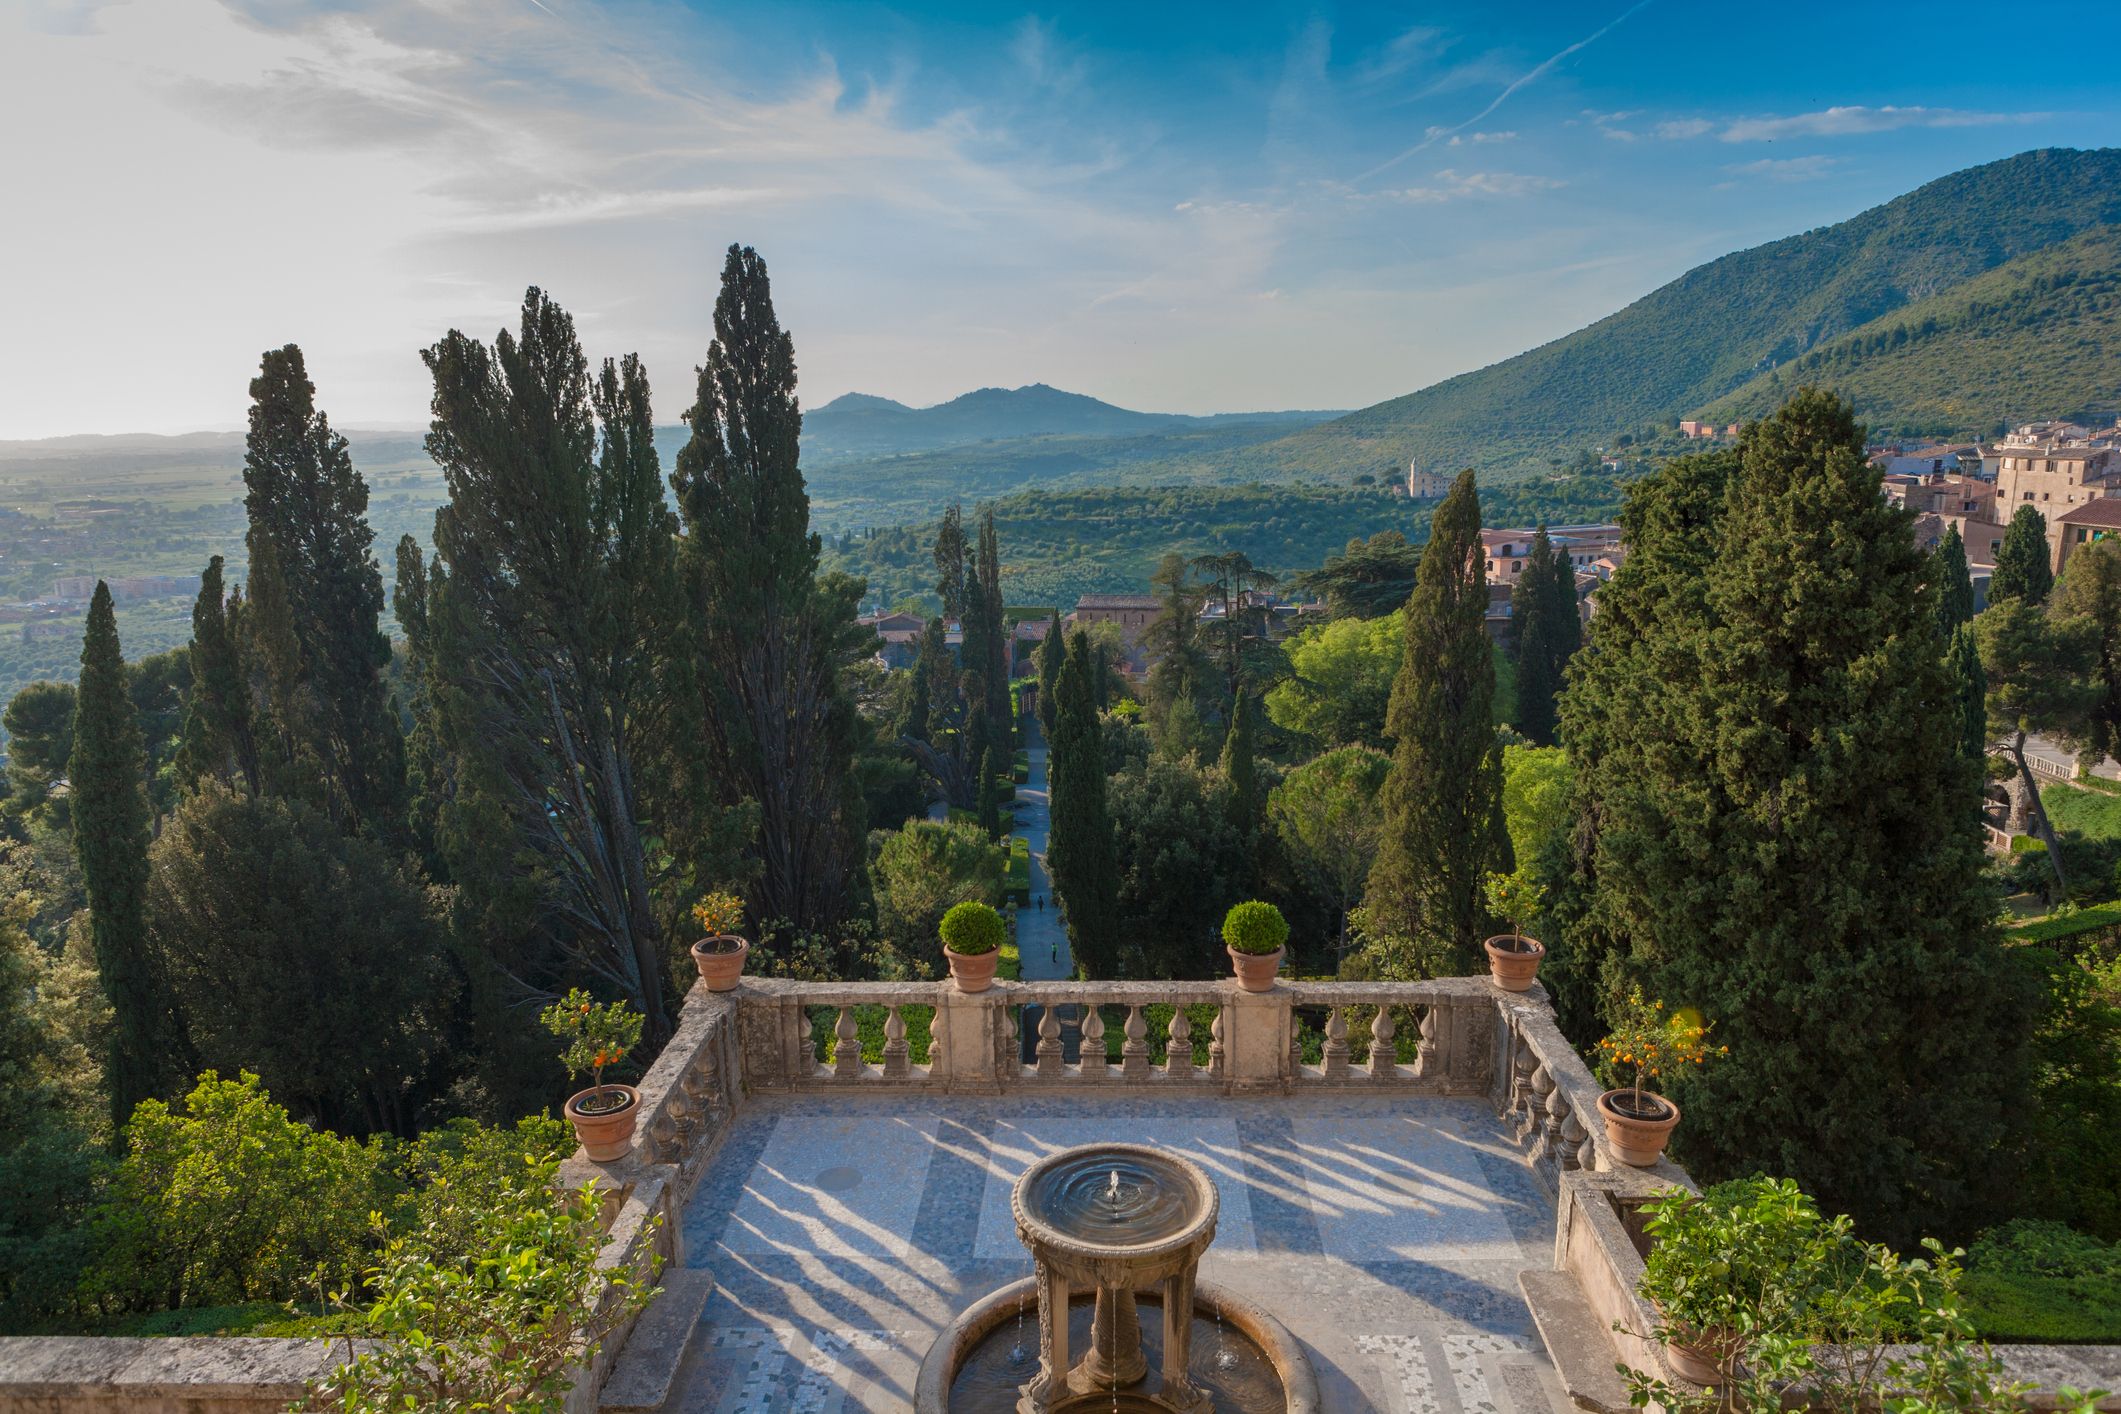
top-left (913, 1276), bottom-right (1321, 1413)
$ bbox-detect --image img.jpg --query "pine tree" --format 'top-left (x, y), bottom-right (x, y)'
top-left (1364, 470), bottom-right (1507, 974)
top-left (1936, 523), bottom-right (1975, 632)
top-left (675, 246), bottom-right (864, 934)
top-left (1991, 504), bottom-right (2054, 605)
top-left (176, 556), bottom-right (259, 794)
top-left (1048, 629), bottom-right (1120, 976)
top-left (240, 346), bottom-right (404, 837)
top-left (71, 584), bottom-right (167, 1128)
top-left (1570, 389), bottom-right (2034, 1244)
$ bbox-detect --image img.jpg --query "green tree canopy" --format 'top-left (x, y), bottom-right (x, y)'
top-left (1991, 503), bottom-right (2055, 605)
top-left (1935, 522), bottom-right (1975, 632)
top-left (1508, 526), bottom-right (1581, 746)
top-left (1048, 629), bottom-right (1120, 975)
top-left (1268, 744), bottom-right (1389, 957)
top-left (1262, 610), bottom-right (1402, 751)
top-left (1288, 529), bottom-right (1421, 618)
top-left (868, 818), bottom-right (1004, 976)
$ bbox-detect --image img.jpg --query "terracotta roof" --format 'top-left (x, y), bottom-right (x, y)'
top-left (1075, 595), bottom-right (1160, 610)
top-left (2059, 500), bottom-right (2121, 528)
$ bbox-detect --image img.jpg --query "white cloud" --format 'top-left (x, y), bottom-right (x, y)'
top-left (1721, 104), bottom-right (2049, 141)
top-left (1654, 118), bottom-right (1713, 139)
top-left (1373, 169), bottom-right (1565, 203)
top-left (1724, 155), bottom-right (1837, 182)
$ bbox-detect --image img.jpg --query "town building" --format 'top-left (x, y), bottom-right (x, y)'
top-left (1482, 525), bottom-right (1625, 585)
top-left (1069, 594), bottom-right (1161, 645)
top-left (1405, 465), bottom-right (1450, 500)
top-left (2055, 499), bottom-right (2121, 576)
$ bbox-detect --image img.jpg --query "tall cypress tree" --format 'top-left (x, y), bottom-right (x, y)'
top-left (1948, 622), bottom-right (1989, 767)
top-left (933, 503), bottom-right (968, 620)
top-left (975, 505), bottom-right (1010, 741)
top-left (1510, 526), bottom-right (1578, 746)
top-left (676, 246), bottom-right (864, 934)
top-left (977, 742), bottom-right (1005, 839)
top-left (1049, 629), bottom-right (1120, 976)
top-left (1570, 389), bottom-right (2032, 1244)
top-left (241, 346), bottom-right (404, 837)
top-left (1036, 614), bottom-right (1064, 737)
top-left (1936, 523), bottom-right (1975, 631)
top-left (176, 555), bottom-right (259, 794)
top-left (1991, 504), bottom-right (2054, 605)
top-left (1219, 689), bottom-right (1258, 834)
top-left (1364, 470), bottom-right (1507, 974)
top-left (72, 584), bottom-right (165, 1128)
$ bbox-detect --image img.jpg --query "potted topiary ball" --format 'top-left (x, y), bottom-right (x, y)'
top-left (939, 900), bottom-right (1006, 993)
top-left (1222, 900), bottom-right (1289, 992)
top-left (542, 988), bottom-right (645, 1162)
top-left (689, 889), bottom-right (750, 992)
top-left (1481, 869), bottom-right (1547, 991)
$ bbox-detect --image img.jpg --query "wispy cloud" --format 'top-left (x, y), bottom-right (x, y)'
top-left (1721, 104), bottom-right (2050, 141)
top-left (1368, 169), bottom-right (1565, 203)
top-left (1358, 0), bottom-right (1654, 180)
top-left (1422, 126), bottom-right (1516, 147)
top-left (1724, 155), bottom-right (1837, 182)
top-left (1654, 118), bottom-right (1713, 139)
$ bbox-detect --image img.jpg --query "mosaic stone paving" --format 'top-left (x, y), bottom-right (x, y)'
top-left (662, 1093), bottom-right (1571, 1413)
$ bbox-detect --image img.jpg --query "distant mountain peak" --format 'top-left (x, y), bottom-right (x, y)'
top-left (813, 392), bottom-right (911, 414)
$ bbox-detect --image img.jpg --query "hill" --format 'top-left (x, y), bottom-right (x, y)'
top-left (1186, 147), bottom-right (2121, 482)
top-left (801, 382), bottom-right (1340, 461)
top-left (1693, 224), bottom-right (2121, 436)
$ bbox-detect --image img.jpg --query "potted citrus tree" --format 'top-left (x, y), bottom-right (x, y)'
top-left (940, 900), bottom-right (1005, 992)
top-left (1594, 987), bottom-right (1724, 1166)
top-left (1481, 869), bottom-right (1546, 991)
top-left (1223, 900), bottom-right (1289, 992)
top-left (689, 889), bottom-right (750, 991)
top-left (542, 988), bottom-right (645, 1162)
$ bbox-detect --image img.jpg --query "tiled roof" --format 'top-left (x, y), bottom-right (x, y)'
top-left (1076, 595), bottom-right (1160, 610)
top-left (2059, 499), bottom-right (2121, 528)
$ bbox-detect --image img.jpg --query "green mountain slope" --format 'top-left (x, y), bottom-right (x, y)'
top-left (1204, 147), bottom-right (2121, 482)
top-left (1693, 224), bottom-right (2121, 434)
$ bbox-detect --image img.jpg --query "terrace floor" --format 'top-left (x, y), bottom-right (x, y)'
top-left (661, 1091), bottom-right (1573, 1413)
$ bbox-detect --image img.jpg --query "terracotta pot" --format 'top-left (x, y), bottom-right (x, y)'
top-left (565, 1084), bottom-right (641, 1163)
top-left (1483, 933), bottom-right (1545, 992)
top-left (1597, 1088), bottom-right (1681, 1167)
top-left (944, 945), bottom-right (1000, 993)
top-left (1227, 945), bottom-right (1285, 993)
top-left (691, 934), bottom-right (750, 992)
top-left (1661, 1322), bottom-right (1743, 1386)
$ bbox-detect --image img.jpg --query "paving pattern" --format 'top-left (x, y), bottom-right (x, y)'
top-left (662, 1092), bottom-right (1571, 1413)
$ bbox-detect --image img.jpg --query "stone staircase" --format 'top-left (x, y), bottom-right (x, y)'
top-left (598, 1269), bottom-right (715, 1413)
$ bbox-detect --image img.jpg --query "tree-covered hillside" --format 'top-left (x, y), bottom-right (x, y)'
top-left (1170, 147), bottom-right (2121, 483)
top-left (1693, 224), bottom-right (2121, 436)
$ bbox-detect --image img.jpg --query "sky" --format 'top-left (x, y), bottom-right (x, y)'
top-left (3, 0), bottom-right (2119, 439)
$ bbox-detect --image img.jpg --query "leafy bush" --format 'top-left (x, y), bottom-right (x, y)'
top-left (1221, 900), bottom-right (1289, 956)
top-left (1636, 1178), bottom-right (1836, 1353)
top-left (939, 900), bottom-right (1004, 955)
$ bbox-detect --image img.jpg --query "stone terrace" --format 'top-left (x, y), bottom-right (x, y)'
top-left (666, 1091), bottom-right (1568, 1412)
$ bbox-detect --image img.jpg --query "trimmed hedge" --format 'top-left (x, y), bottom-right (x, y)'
top-left (1962, 1221), bottom-right (2121, 1343)
top-left (1005, 836), bottom-right (1031, 907)
top-left (2074, 773), bottom-right (2121, 797)
top-left (2008, 901), bottom-right (2121, 946)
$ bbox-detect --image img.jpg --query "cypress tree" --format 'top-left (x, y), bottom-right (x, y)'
top-left (676, 246), bottom-right (864, 933)
top-left (933, 503), bottom-right (968, 619)
top-left (1036, 614), bottom-right (1063, 737)
top-left (1365, 470), bottom-right (1507, 974)
top-left (1510, 526), bottom-right (1578, 746)
top-left (1571, 389), bottom-right (2033, 1244)
top-left (1949, 623), bottom-right (1989, 767)
top-left (71, 584), bottom-right (165, 1128)
top-left (175, 555), bottom-right (259, 794)
top-left (241, 345), bottom-right (405, 837)
top-left (975, 505), bottom-right (1010, 742)
top-left (1219, 689), bottom-right (1258, 834)
top-left (1936, 523), bottom-right (1975, 631)
top-left (1049, 629), bottom-right (1120, 975)
top-left (1991, 504), bottom-right (2054, 605)
top-left (977, 742), bottom-right (1004, 839)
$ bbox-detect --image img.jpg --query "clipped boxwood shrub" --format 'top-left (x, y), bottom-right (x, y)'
top-left (939, 900), bottom-right (1004, 956)
top-left (1222, 900), bottom-right (1290, 956)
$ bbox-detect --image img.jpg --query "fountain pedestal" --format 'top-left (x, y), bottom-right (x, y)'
top-left (1011, 1145), bottom-right (1219, 1414)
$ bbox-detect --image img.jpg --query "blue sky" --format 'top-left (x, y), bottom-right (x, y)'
top-left (4, 0), bottom-right (2119, 437)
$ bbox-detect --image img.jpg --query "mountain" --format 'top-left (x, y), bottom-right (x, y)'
top-left (800, 382), bottom-right (1341, 461)
top-left (1693, 223), bottom-right (2121, 435)
top-left (1204, 147), bottom-right (2121, 482)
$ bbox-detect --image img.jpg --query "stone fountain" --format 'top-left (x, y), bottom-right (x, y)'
top-left (914, 1143), bottom-right (1319, 1413)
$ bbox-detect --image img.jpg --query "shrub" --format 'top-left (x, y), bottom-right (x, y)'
top-left (1636, 1178), bottom-right (1836, 1347)
top-left (939, 900), bottom-right (1004, 955)
top-left (1221, 900), bottom-right (1289, 956)
top-left (1961, 1220), bottom-right (2121, 1343)
top-left (689, 890), bottom-right (746, 938)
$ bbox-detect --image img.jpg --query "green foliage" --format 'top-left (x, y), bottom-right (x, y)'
top-left (1499, 744), bottom-right (1571, 870)
top-left (1507, 526), bottom-right (1579, 746)
top-left (1482, 868), bottom-right (1544, 940)
top-left (2012, 946), bottom-right (2121, 1240)
top-left (71, 582), bottom-right (164, 1127)
top-left (1264, 610), bottom-right (1401, 750)
top-left (1364, 470), bottom-right (1507, 976)
top-left (1635, 1178), bottom-right (1835, 1346)
top-left (1594, 987), bottom-right (1722, 1110)
top-left (1108, 754), bottom-right (1252, 977)
top-left (3, 679), bottom-right (75, 817)
top-left (1960, 1221), bottom-right (2121, 1342)
top-left (1992, 504), bottom-right (2055, 606)
top-left (298, 1158), bottom-right (657, 1414)
top-left (1286, 529), bottom-right (1420, 618)
top-left (2008, 900), bottom-right (2121, 945)
top-left (1566, 393), bottom-right (2033, 1246)
top-left (1698, 224), bottom-right (2121, 439)
top-left (539, 990), bottom-right (643, 1098)
top-left (1936, 525), bottom-right (1975, 633)
top-left (2053, 539), bottom-right (2121, 765)
top-left (1004, 835), bottom-right (1031, 907)
top-left (1049, 630), bottom-right (1121, 975)
top-left (869, 819), bottom-right (1004, 972)
top-left (87, 1072), bottom-right (391, 1313)
top-left (1221, 900), bottom-right (1289, 955)
top-left (938, 900), bottom-right (1004, 956)
top-left (1268, 744), bottom-right (1390, 959)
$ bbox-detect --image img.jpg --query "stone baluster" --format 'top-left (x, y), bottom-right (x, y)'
top-left (1289, 1015), bottom-right (1304, 1080)
top-left (1513, 1043), bottom-right (1540, 1141)
top-left (1415, 1005), bottom-right (1439, 1078)
top-left (1208, 1007), bottom-right (1225, 1081)
top-left (1122, 1005), bottom-right (1152, 1082)
top-left (1165, 1008), bottom-right (1195, 1080)
top-left (882, 1006), bottom-right (910, 1080)
top-left (1322, 1006), bottom-right (1350, 1081)
top-left (1368, 1007), bottom-right (1398, 1081)
top-left (833, 1006), bottom-right (862, 1082)
top-left (1036, 1002), bottom-right (1065, 1078)
top-left (928, 1017), bottom-right (946, 1077)
top-left (1541, 1077), bottom-right (1570, 1170)
top-left (1080, 1006), bottom-right (1108, 1079)
top-left (1560, 1106), bottom-right (1590, 1173)
top-left (1526, 1064), bottom-right (1556, 1162)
